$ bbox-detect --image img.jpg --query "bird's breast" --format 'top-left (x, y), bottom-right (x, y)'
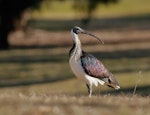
top-left (69, 58), bottom-right (88, 81)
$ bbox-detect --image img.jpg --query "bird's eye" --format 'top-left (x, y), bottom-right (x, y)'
top-left (73, 28), bottom-right (79, 34)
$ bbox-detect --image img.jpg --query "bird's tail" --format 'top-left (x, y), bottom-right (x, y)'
top-left (103, 72), bottom-right (120, 90)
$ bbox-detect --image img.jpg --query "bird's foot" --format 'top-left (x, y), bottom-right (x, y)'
top-left (89, 93), bottom-right (92, 98)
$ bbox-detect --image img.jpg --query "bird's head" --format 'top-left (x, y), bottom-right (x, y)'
top-left (71, 26), bottom-right (104, 44)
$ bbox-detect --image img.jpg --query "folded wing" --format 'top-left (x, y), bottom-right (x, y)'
top-left (81, 52), bottom-right (120, 89)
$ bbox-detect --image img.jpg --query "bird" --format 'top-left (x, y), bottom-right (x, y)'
top-left (69, 26), bottom-right (120, 97)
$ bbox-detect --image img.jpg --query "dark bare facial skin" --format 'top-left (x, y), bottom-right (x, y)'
top-left (72, 26), bottom-right (104, 44)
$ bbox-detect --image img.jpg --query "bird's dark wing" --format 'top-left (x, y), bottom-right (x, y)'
top-left (81, 51), bottom-right (120, 89)
top-left (81, 52), bottom-right (109, 79)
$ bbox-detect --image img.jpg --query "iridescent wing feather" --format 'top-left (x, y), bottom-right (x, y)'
top-left (81, 51), bottom-right (120, 89)
top-left (81, 51), bottom-right (109, 79)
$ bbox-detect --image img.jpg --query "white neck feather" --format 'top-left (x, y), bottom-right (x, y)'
top-left (70, 30), bottom-right (82, 61)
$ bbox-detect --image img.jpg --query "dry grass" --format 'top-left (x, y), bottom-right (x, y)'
top-left (0, 91), bottom-right (149, 115)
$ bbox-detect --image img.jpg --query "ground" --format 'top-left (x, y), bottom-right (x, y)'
top-left (0, 92), bottom-right (149, 115)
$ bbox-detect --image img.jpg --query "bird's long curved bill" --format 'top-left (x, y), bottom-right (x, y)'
top-left (82, 30), bottom-right (104, 44)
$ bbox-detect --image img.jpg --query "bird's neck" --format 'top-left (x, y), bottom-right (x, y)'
top-left (69, 33), bottom-right (82, 61)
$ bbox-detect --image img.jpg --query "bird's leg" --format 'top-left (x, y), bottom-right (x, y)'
top-left (86, 84), bottom-right (92, 98)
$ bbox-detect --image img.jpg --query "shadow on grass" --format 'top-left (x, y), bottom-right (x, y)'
top-left (0, 48), bottom-right (149, 64)
top-left (100, 85), bottom-right (150, 96)
top-left (27, 14), bottom-right (150, 31)
top-left (0, 75), bottom-right (72, 88)
top-left (93, 49), bottom-right (150, 59)
top-left (0, 53), bottom-right (67, 63)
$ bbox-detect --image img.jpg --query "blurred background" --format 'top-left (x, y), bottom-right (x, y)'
top-left (0, 0), bottom-right (150, 96)
top-left (0, 0), bottom-right (150, 114)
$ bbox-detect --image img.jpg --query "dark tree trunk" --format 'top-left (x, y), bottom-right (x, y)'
top-left (0, 0), bottom-right (43, 49)
top-left (0, 30), bottom-right (9, 50)
top-left (0, 1), bottom-right (14, 50)
top-left (0, 16), bottom-right (11, 49)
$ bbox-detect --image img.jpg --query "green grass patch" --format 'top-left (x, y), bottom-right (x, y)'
top-left (31, 0), bottom-right (150, 19)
